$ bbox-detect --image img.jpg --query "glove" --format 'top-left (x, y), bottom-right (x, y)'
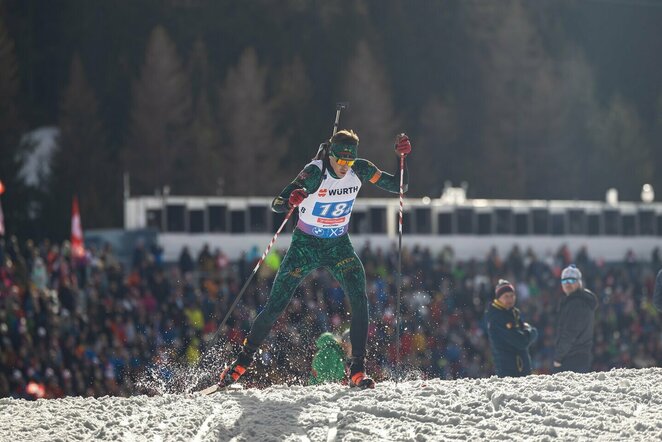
top-left (288, 189), bottom-right (308, 208)
top-left (395, 133), bottom-right (412, 156)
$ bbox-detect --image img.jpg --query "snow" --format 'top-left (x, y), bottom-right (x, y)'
top-left (18, 126), bottom-right (59, 187)
top-left (2, 368), bottom-right (661, 441)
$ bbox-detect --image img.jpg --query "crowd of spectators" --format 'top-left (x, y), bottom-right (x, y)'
top-left (1, 234), bottom-right (661, 399)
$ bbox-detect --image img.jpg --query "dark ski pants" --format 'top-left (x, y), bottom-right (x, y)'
top-left (245, 229), bottom-right (369, 359)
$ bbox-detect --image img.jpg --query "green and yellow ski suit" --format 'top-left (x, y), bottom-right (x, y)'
top-left (244, 156), bottom-right (408, 361)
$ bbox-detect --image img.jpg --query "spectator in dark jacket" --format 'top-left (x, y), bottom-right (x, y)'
top-left (653, 269), bottom-right (662, 313)
top-left (486, 279), bottom-right (538, 377)
top-left (554, 265), bottom-right (598, 373)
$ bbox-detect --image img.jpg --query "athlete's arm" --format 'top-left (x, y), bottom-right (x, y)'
top-left (271, 164), bottom-right (323, 213)
top-left (352, 158), bottom-right (409, 194)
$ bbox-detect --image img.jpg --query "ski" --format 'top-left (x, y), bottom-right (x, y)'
top-left (197, 384), bottom-right (220, 395)
top-left (196, 382), bottom-right (244, 396)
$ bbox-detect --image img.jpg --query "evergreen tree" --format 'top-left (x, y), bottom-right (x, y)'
top-left (4, 1), bottom-right (662, 207)
top-left (544, 49), bottom-right (602, 200)
top-left (467, 0), bottom-right (546, 198)
top-left (271, 56), bottom-right (312, 165)
top-left (183, 37), bottom-right (222, 195)
top-left (0, 13), bottom-right (29, 237)
top-left (340, 40), bottom-right (400, 196)
top-left (125, 25), bottom-right (193, 196)
top-left (463, 0), bottom-right (603, 200)
top-left (414, 97), bottom-right (460, 197)
top-left (46, 53), bottom-right (119, 235)
top-left (218, 47), bottom-right (285, 196)
top-left (653, 94), bottom-right (662, 197)
top-left (589, 95), bottom-right (651, 201)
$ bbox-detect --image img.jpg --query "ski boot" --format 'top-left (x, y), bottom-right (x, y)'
top-left (218, 348), bottom-right (255, 388)
top-left (349, 356), bottom-right (375, 389)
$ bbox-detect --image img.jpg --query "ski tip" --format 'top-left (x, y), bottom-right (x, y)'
top-left (197, 384), bottom-right (220, 396)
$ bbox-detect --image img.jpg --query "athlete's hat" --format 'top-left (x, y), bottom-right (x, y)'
top-left (330, 142), bottom-right (357, 159)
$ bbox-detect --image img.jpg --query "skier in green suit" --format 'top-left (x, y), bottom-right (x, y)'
top-left (218, 129), bottom-right (412, 389)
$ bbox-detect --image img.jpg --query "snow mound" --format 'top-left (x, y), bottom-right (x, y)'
top-left (1, 368), bottom-right (661, 441)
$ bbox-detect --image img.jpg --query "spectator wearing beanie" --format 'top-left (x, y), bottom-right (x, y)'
top-left (485, 279), bottom-right (538, 377)
top-left (554, 265), bottom-right (599, 373)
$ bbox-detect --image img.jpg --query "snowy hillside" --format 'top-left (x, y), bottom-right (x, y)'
top-left (2, 368), bottom-right (661, 441)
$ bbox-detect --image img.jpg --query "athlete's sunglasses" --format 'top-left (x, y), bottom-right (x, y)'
top-left (330, 153), bottom-right (355, 167)
top-left (561, 278), bottom-right (578, 285)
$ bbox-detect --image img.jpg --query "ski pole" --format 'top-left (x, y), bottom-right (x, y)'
top-left (395, 152), bottom-right (405, 381)
top-left (210, 206), bottom-right (295, 346)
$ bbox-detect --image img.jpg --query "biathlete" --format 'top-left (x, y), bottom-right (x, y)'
top-left (218, 129), bottom-right (412, 389)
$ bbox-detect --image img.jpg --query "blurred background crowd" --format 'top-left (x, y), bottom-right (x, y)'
top-left (1, 235), bottom-right (661, 399)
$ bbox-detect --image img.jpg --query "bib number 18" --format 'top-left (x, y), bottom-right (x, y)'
top-left (313, 201), bottom-right (353, 218)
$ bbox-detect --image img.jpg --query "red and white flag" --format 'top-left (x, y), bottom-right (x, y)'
top-left (71, 196), bottom-right (85, 258)
top-left (0, 180), bottom-right (5, 236)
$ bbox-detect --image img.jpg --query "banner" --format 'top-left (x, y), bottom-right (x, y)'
top-left (71, 196), bottom-right (85, 258)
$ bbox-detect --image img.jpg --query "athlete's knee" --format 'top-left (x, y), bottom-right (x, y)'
top-left (261, 297), bottom-right (290, 321)
top-left (267, 273), bottom-right (304, 313)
